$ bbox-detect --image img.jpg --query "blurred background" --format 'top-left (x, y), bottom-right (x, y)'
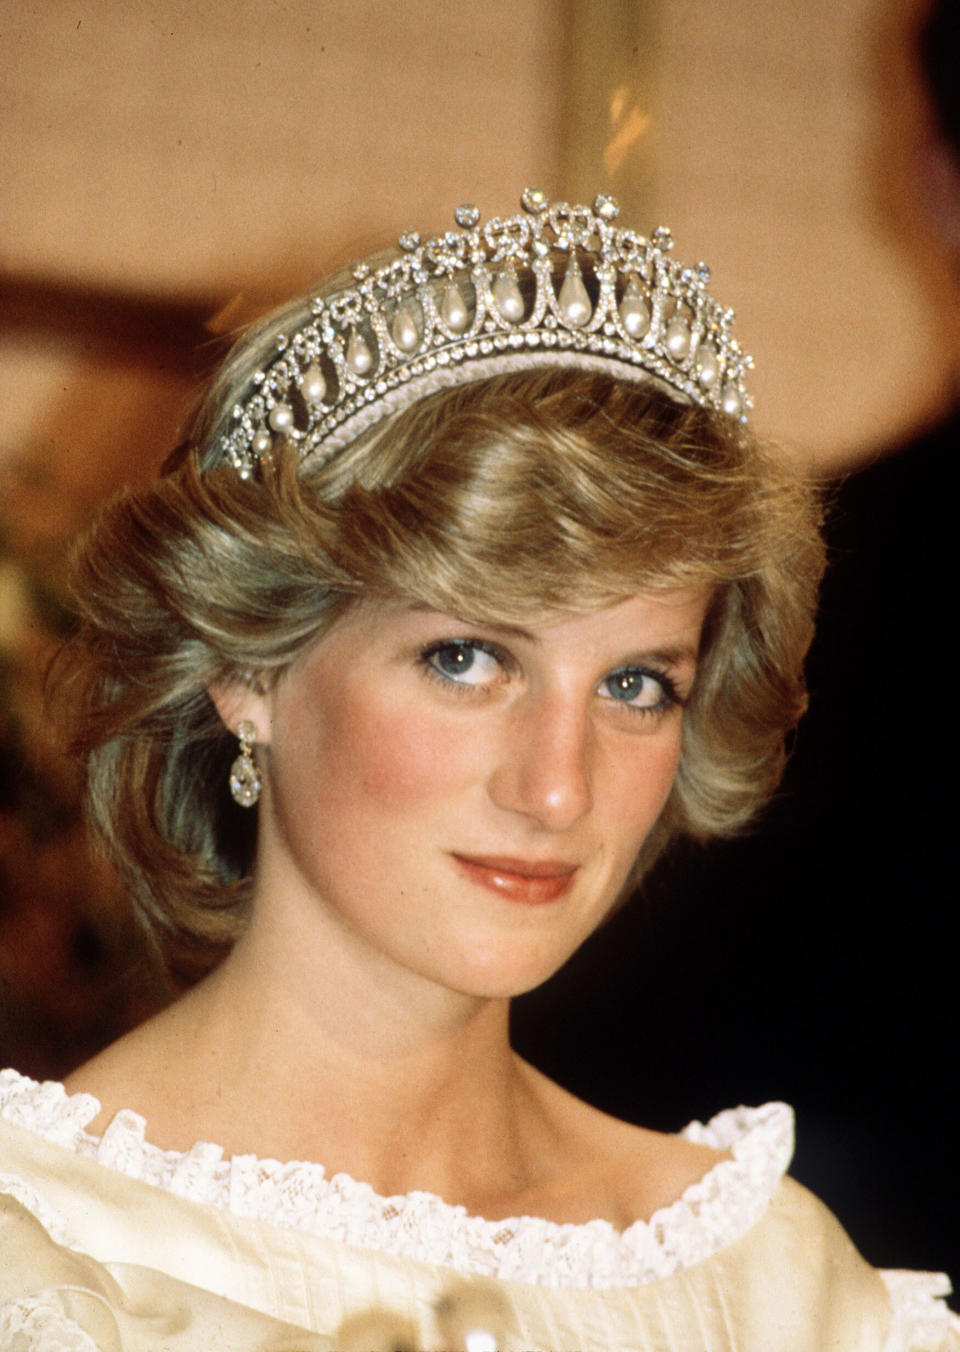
top-left (2, 0), bottom-right (957, 1299)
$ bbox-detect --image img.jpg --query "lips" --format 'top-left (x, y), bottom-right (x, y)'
top-left (451, 854), bottom-right (579, 905)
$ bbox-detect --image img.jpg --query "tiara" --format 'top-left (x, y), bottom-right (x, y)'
top-left (216, 189), bottom-right (753, 478)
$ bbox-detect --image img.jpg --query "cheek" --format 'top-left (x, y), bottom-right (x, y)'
top-left (606, 729), bottom-right (683, 838)
top-left (345, 708), bottom-right (469, 808)
top-left (277, 680), bottom-right (476, 822)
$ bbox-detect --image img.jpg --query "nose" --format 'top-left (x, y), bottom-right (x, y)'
top-left (487, 693), bottom-right (594, 832)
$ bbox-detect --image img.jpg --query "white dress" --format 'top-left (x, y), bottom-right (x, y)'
top-left (0, 1069), bottom-right (956, 1351)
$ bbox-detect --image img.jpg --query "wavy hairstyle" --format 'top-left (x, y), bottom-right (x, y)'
top-left (58, 361), bottom-right (824, 977)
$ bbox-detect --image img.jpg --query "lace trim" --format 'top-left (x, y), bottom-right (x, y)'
top-left (0, 1297), bottom-right (101, 1352)
top-left (881, 1271), bottom-right (960, 1351)
top-left (0, 1069), bottom-right (792, 1288)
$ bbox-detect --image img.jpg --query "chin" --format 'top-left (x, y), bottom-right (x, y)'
top-left (442, 943), bottom-right (578, 1002)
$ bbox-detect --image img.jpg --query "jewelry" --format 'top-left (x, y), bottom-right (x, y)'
top-left (228, 719), bottom-right (261, 807)
top-left (331, 1278), bottom-right (508, 1352)
top-left (214, 188), bottom-right (753, 478)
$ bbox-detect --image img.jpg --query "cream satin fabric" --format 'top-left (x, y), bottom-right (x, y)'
top-left (0, 1115), bottom-right (931, 1352)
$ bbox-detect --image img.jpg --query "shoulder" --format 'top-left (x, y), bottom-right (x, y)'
top-left (736, 1176), bottom-right (960, 1350)
top-left (517, 1064), bottom-right (791, 1233)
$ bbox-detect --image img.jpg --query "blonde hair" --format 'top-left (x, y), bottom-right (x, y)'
top-left (61, 365), bottom-right (823, 977)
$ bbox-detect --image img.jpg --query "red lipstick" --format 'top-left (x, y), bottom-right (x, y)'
top-left (451, 854), bottom-right (578, 905)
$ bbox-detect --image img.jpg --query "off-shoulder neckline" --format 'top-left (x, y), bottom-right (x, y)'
top-left (0, 1068), bottom-right (794, 1288)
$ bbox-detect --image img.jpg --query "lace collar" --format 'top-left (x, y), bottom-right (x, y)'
top-left (0, 1068), bottom-right (793, 1289)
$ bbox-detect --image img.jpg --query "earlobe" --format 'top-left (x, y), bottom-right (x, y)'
top-left (208, 674), bottom-right (273, 745)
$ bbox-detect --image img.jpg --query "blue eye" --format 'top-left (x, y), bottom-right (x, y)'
top-left (422, 640), bottom-right (505, 688)
top-left (600, 668), bottom-right (675, 711)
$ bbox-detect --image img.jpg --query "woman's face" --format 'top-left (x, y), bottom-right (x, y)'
top-left (239, 589), bottom-right (710, 1000)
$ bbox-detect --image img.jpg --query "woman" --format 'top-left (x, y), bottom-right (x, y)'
top-left (0, 191), bottom-right (955, 1350)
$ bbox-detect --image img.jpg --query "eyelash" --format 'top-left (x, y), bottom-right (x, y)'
top-left (601, 667), bottom-right (683, 716)
top-left (418, 639), bottom-right (684, 717)
top-left (418, 639), bottom-right (511, 696)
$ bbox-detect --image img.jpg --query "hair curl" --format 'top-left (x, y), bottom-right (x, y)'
top-left (58, 366), bottom-right (824, 977)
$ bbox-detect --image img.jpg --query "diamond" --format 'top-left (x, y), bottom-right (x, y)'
top-left (398, 231), bottom-right (421, 252)
top-left (594, 193), bottom-right (620, 221)
top-left (521, 187), bottom-right (548, 214)
top-left (229, 755), bottom-right (260, 808)
top-left (454, 204), bottom-right (481, 228)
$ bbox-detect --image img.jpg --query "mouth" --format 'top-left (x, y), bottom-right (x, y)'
top-left (450, 853), bottom-right (579, 905)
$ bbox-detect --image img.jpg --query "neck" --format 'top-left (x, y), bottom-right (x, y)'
top-left (159, 888), bottom-right (535, 1204)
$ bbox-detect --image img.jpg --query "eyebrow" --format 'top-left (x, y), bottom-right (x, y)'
top-left (622, 644), bottom-right (701, 671)
top-left (404, 606), bottom-right (700, 669)
top-left (405, 602), bottom-right (538, 643)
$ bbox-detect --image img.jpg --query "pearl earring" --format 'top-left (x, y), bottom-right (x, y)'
top-left (229, 719), bottom-right (261, 807)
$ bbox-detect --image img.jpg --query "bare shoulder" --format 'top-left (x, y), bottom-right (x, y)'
top-left (63, 995), bottom-right (197, 1141)
top-left (517, 1060), bottom-right (732, 1232)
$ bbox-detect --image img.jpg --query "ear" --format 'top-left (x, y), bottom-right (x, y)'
top-left (208, 674), bottom-right (273, 745)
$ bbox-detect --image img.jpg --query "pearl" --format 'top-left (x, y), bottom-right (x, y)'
top-left (492, 270), bottom-right (524, 323)
top-left (619, 276), bottom-right (650, 338)
top-left (664, 314), bottom-right (691, 360)
top-left (251, 429), bottom-right (272, 456)
top-left (695, 342), bottom-right (719, 388)
top-left (391, 304), bottom-right (420, 353)
top-left (300, 363), bottom-right (326, 405)
top-left (346, 328), bottom-right (374, 376)
top-left (557, 260), bottom-right (591, 327)
top-left (721, 382), bottom-right (743, 417)
top-left (267, 402), bottom-right (294, 433)
top-left (440, 282), bottom-right (469, 333)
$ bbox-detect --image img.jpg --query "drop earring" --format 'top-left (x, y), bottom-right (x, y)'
top-left (229, 719), bottom-right (261, 807)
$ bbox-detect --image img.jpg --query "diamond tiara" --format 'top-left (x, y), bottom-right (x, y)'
top-left (216, 188), bottom-right (753, 478)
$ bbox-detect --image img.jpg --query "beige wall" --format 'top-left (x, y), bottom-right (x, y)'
top-left (2, 0), bottom-right (565, 299)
